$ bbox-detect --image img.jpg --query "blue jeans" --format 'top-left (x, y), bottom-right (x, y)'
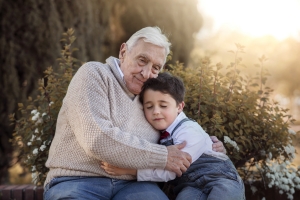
top-left (44, 176), bottom-right (168, 200)
top-left (174, 154), bottom-right (245, 200)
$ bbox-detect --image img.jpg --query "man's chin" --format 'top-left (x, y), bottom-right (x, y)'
top-left (128, 88), bottom-right (141, 95)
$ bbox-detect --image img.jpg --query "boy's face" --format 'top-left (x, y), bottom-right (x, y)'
top-left (143, 89), bottom-right (184, 131)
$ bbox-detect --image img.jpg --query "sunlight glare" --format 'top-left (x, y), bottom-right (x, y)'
top-left (197, 0), bottom-right (300, 40)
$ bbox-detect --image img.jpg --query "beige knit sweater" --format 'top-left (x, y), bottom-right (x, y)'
top-left (44, 57), bottom-right (168, 186)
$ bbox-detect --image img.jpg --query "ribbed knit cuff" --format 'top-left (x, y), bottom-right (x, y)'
top-left (147, 144), bottom-right (168, 169)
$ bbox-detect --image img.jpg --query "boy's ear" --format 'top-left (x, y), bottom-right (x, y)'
top-left (178, 101), bottom-right (185, 113)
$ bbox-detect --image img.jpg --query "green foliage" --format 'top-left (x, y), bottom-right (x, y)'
top-left (9, 31), bottom-right (300, 199)
top-left (166, 43), bottom-right (300, 199)
top-left (9, 28), bottom-right (80, 185)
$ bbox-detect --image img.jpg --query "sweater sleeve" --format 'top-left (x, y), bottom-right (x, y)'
top-left (64, 62), bottom-right (168, 169)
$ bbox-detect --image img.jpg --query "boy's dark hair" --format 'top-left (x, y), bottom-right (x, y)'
top-left (139, 72), bottom-right (185, 105)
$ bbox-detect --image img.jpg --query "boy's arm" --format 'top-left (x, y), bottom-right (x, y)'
top-left (100, 161), bottom-right (176, 182)
top-left (137, 168), bottom-right (176, 182)
top-left (101, 162), bottom-right (137, 176)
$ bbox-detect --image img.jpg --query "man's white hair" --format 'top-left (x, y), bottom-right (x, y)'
top-left (126, 27), bottom-right (171, 61)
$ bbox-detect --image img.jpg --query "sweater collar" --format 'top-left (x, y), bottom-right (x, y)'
top-left (106, 56), bottom-right (136, 100)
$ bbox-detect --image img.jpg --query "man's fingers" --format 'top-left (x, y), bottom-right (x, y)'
top-left (165, 144), bottom-right (191, 176)
top-left (173, 141), bottom-right (187, 150)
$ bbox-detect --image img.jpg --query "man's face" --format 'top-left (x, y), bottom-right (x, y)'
top-left (143, 89), bottom-right (184, 131)
top-left (119, 39), bottom-right (166, 95)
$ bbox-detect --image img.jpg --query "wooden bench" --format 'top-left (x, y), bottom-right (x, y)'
top-left (0, 185), bottom-right (44, 200)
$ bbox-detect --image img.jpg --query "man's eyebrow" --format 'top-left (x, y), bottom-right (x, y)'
top-left (139, 54), bottom-right (163, 68)
top-left (139, 54), bottom-right (149, 60)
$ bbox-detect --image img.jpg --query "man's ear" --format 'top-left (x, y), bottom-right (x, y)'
top-left (119, 43), bottom-right (127, 62)
top-left (178, 101), bottom-right (185, 113)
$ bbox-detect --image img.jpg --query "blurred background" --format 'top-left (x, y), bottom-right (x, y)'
top-left (0, 0), bottom-right (299, 186)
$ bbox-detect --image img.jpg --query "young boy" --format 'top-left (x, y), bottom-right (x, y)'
top-left (101, 72), bottom-right (245, 200)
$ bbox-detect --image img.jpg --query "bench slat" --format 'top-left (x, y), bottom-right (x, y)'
top-left (1, 185), bottom-right (19, 199)
top-left (0, 185), bottom-right (44, 200)
top-left (24, 185), bottom-right (36, 200)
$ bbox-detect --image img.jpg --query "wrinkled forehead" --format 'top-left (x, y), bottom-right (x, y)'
top-left (129, 39), bottom-right (167, 63)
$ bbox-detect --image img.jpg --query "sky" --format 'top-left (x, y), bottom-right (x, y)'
top-left (197, 0), bottom-right (300, 41)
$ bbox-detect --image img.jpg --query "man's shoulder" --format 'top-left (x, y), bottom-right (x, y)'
top-left (77, 61), bottom-right (114, 78)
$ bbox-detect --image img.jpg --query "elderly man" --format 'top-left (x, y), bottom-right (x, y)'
top-left (44, 27), bottom-right (225, 200)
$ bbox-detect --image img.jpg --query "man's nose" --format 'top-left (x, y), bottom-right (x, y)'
top-left (141, 65), bottom-right (152, 79)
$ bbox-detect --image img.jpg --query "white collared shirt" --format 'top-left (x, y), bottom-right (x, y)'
top-left (137, 112), bottom-right (228, 182)
top-left (114, 58), bottom-right (125, 84)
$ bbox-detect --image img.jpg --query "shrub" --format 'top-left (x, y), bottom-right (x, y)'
top-left (9, 28), bottom-right (80, 185)
top-left (10, 31), bottom-right (300, 199)
top-left (166, 44), bottom-right (300, 199)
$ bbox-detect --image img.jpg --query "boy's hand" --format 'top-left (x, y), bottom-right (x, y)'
top-left (100, 162), bottom-right (137, 176)
top-left (165, 141), bottom-right (192, 177)
top-left (210, 136), bottom-right (226, 154)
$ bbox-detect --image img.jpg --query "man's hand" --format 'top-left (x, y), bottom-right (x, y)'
top-left (165, 141), bottom-right (192, 177)
top-left (210, 136), bottom-right (226, 154)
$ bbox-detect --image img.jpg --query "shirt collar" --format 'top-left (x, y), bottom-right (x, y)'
top-left (165, 112), bottom-right (187, 134)
top-left (114, 58), bottom-right (125, 81)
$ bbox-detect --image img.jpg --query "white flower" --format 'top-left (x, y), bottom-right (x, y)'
top-left (33, 148), bottom-right (38, 155)
top-left (31, 166), bottom-right (36, 172)
top-left (49, 101), bottom-right (54, 106)
top-left (279, 190), bottom-right (283, 194)
top-left (27, 142), bottom-right (32, 146)
top-left (223, 136), bottom-right (239, 151)
top-left (32, 115), bottom-right (38, 121)
top-left (31, 110), bottom-right (38, 115)
top-left (288, 129), bottom-right (296, 135)
top-left (268, 152), bottom-right (272, 159)
top-left (35, 118), bottom-right (43, 125)
top-left (40, 145), bottom-right (46, 151)
top-left (31, 112), bottom-right (40, 121)
top-left (42, 112), bottom-right (47, 117)
top-left (31, 172), bottom-right (38, 184)
top-left (31, 172), bottom-right (37, 179)
top-left (287, 194), bottom-right (293, 200)
top-left (35, 128), bottom-right (39, 133)
top-left (251, 185), bottom-right (257, 194)
top-left (284, 145), bottom-right (295, 155)
top-left (294, 177), bottom-right (300, 184)
top-left (30, 134), bottom-right (36, 142)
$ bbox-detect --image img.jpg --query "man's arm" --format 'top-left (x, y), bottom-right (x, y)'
top-left (65, 63), bottom-right (166, 169)
top-left (65, 62), bottom-right (191, 174)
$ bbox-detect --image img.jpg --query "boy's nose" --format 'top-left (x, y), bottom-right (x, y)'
top-left (153, 108), bottom-right (160, 115)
